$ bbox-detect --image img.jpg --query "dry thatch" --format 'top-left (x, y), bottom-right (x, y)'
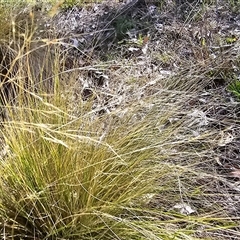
top-left (0, 5), bottom-right (57, 109)
top-left (0, 41), bottom-right (56, 105)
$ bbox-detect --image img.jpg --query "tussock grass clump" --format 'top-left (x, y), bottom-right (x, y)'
top-left (1, 1), bottom-right (240, 239)
top-left (0, 24), bottom-right (185, 236)
top-left (0, 91), bottom-right (182, 239)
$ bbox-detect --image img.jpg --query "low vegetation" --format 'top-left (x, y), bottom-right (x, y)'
top-left (0, 0), bottom-right (240, 239)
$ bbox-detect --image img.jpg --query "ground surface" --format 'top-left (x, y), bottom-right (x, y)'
top-left (49, 0), bottom-right (240, 221)
top-left (49, 2), bottom-right (240, 164)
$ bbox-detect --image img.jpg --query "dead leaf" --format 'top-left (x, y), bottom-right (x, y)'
top-left (173, 203), bottom-right (196, 215)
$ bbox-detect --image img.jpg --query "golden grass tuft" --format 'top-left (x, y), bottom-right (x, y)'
top-left (0, 83), bottom-right (185, 239)
top-left (0, 1), bottom-right (240, 239)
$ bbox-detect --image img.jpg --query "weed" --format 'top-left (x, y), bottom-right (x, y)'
top-left (228, 79), bottom-right (240, 100)
top-left (112, 15), bottom-right (135, 42)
